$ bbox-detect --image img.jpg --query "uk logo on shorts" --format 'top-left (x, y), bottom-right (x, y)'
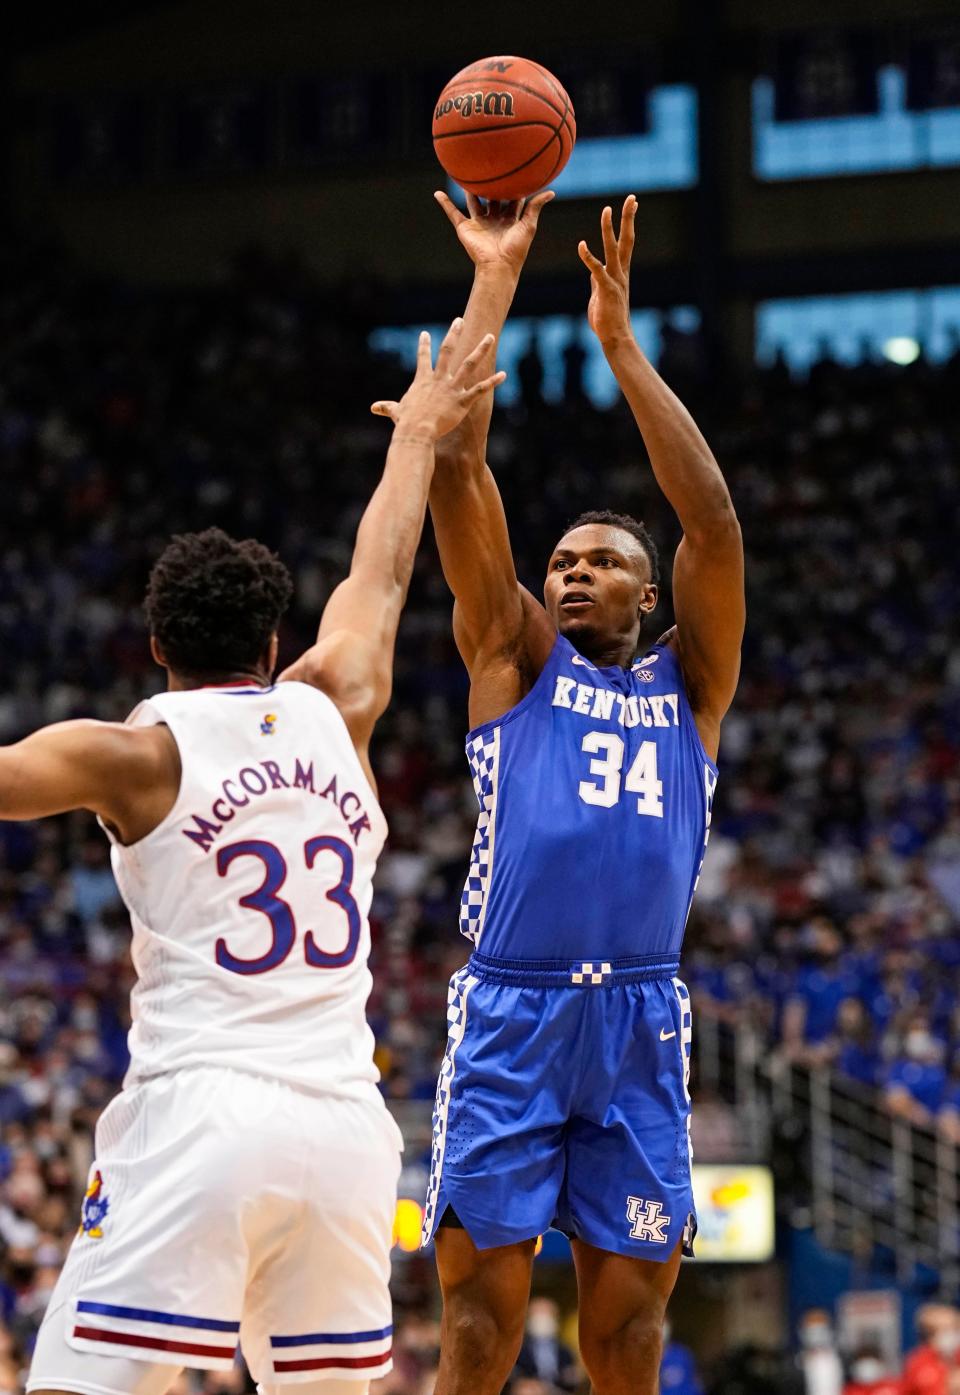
top-left (260, 713), bottom-right (277, 736)
top-left (79, 1170), bottom-right (110, 1239)
top-left (626, 1196), bottom-right (670, 1243)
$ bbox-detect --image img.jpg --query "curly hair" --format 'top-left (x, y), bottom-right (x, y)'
top-left (564, 509), bottom-right (661, 588)
top-left (144, 528), bottom-right (294, 680)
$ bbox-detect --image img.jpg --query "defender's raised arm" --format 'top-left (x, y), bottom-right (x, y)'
top-left (285, 320), bottom-right (503, 783)
top-left (579, 196), bottom-right (745, 758)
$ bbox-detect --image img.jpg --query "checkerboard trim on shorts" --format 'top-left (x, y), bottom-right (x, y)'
top-left (672, 976), bottom-right (697, 1254)
top-left (421, 968), bottom-right (479, 1246)
top-left (459, 727), bottom-right (500, 946)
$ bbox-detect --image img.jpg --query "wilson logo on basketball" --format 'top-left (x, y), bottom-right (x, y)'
top-left (434, 91), bottom-right (516, 121)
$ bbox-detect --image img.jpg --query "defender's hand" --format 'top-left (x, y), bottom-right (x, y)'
top-left (578, 194), bottom-right (637, 347)
top-left (370, 321), bottom-right (504, 441)
top-left (435, 189), bottom-right (555, 275)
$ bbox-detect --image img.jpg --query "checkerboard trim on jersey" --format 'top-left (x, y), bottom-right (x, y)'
top-left (459, 727), bottom-right (500, 946)
top-left (421, 968), bottom-right (478, 1247)
top-left (687, 763), bottom-right (718, 914)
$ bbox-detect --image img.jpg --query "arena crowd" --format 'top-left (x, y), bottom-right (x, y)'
top-left (0, 233), bottom-right (958, 1392)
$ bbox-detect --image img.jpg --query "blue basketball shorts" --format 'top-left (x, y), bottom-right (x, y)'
top-left (420, 953), bottom-right (697, 1261)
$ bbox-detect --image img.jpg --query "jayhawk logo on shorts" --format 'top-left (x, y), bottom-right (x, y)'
top-left (79, 1170), bottom-right (110, 1239)
top-left (260, 713), bottom-right (277, 736)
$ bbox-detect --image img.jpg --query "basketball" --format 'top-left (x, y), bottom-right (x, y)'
top-left (432, 56), bottom-right (576, 202)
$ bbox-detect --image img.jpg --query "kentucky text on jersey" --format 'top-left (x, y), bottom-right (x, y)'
top-left (182, 757), bottom-right (374, 853)
top-left (552, 676), bottom-right (681, 728)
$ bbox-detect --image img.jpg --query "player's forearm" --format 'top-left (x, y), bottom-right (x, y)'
top-left (434, 266), bottom-right (519, 474)
top-left (349, 428), bottom-right (436, 611)
top-left (604, 335), bottom-right (738, 544)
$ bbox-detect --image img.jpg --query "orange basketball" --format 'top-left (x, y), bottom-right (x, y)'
top-left (432, 56), bottom-right (576, 202)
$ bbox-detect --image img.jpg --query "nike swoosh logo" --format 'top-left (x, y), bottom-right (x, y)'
top-left (572, 656), bottom-right (596, 669)
top-left (660, 1028), bottom-right (677, 1041)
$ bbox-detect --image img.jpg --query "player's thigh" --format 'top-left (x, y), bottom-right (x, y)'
top-left (572, 1236), bottom-right (682, 1345)
top-left (240, 1091), bottom-right (401, 1387)
top-left (28, 1288), bottom-right (183, 1395)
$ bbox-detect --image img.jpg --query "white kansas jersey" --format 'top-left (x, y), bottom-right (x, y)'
top-left (106, 680), bottom-right (388, 1096)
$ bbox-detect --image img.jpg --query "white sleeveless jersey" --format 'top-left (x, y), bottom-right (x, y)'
top-left (106, 681), bottom-right (388, 1096)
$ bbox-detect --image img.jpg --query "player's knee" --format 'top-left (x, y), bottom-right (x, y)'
top-left (579, 1308), bottom-right (665, 1383)
top-left (444, 1299), bottom-right (525, 1373)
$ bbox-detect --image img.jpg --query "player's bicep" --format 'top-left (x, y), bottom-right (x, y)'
top-left (430, 463), bottom-right (525, 657)
top-left (672, 527), bottom-right (744, 722)
top-left (0, 721), bottom-right (145, 822)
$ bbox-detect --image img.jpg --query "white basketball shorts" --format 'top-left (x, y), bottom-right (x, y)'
top-left (27, 1067), bottom-right (402, 1392)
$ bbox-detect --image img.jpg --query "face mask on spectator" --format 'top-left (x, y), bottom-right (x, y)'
top-left (801, 1321), bottom-right (834, 1349)
top-left (851, 1357), bottom-right (885, 1381)
top-left (527, 1310), bottom-right (559, 1340)
top-left (906, 1030), bottom-right (936, 1060)
top-left (933, 1329), bottom-right (960, 1357)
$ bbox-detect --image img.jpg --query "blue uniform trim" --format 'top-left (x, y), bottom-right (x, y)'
top-left (469, 950), bottom-right (680, 987)
top-left (271, 1326), bottom-right (393, 1348)
top-left (75, 1301), bottom-right (240, 1333)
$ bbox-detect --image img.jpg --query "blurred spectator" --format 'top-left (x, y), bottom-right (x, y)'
top-left (799, 1309), bottom-right (844, 1395)
top-left (884, 1015), bottom-right (947, 1127)
top-left (842, 1346), bottom-right (902, 1394)
top-left (661, 1319), bottom-right (704, 1393)
top-left (901, 1305), bottom-right (960, 1395)
top-left (827, 999), bottom-right (880, 1090)
top-left (513, 1296), bottom-right (579, 1392)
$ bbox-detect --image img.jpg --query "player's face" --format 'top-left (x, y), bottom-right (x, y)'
top-left (543, 525), bottom-right (657, 653)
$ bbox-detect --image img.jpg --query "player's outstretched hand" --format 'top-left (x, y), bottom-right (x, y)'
top-left (578, 194), bottom-right (637, 347)
top-left (370, 321), bottom-right (504, 441)
top-left (434, 189), bottom-right (555, 275)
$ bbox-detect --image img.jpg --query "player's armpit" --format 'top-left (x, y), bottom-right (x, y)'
top-left (0, 720), bottom-right (180, 839)
top-left (671, 522), bottom-right (745, 747)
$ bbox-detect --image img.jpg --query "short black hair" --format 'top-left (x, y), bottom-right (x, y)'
top-left (144, 527), bottom-right (294, 679)
top-left (564, 509), bottom-right (660, 587)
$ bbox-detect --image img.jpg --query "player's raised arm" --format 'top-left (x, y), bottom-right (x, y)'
top-left (282, 320), bottom-right (503, 783)
top-left (579, 196), bottom-right (745, 759)
top-left (416, 192), bottom-right (557, 696)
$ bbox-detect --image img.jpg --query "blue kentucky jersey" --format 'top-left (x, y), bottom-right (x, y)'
top-left (460, 634), bottom-right (717, 964)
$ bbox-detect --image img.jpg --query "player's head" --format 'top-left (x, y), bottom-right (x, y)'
top-left (145, 527), bottom-right (294, 686)
top-left (544, 510), bottom-right (659, 659)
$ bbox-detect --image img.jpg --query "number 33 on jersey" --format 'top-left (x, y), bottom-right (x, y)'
top-left (102, 681), bottom-right (388, 1096)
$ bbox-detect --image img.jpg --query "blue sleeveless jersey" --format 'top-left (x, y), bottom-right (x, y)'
top-left (460, 635), bottom-right (717, 965)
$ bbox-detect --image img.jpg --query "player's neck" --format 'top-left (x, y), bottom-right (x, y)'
top-left (572, 638), bottom-right (637, 670)
top-left (166, 669), bottom-right (271, 692)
